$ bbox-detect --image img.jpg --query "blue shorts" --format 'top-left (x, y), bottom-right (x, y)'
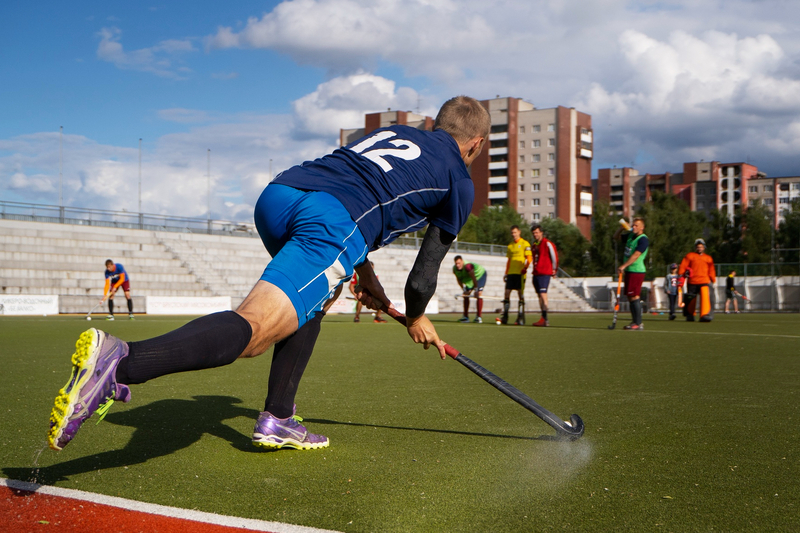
top-left (533, 275), bottom-right (550, 293)
top-left (254, 184), bottom-right (369, 328)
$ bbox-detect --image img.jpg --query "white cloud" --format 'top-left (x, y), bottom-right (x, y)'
top-left (291, 73), bottom-right (427, 138)
top-left (0, 74), bottom-right (437, 220)
top-left (9, 172), bottom-right (54, 193)
top-left (575, 28), bottom-right (800, 175)
top-left (97, 27), bottom-right (196, 78)
top-left (204, 0), bottom-right (496, 80)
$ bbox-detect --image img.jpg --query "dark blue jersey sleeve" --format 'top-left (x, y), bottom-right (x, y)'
top-left (635, 236), bottom-right (649, 254)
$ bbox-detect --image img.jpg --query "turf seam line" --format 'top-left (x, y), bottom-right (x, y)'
top-left (1, 477), bottom-right (341, 533)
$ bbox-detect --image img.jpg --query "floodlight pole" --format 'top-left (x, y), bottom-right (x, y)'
top-left (138, 138), bottom-right (143, 229)
top-left (207, 149), bottom-right (211, 234)
top-left (59, 126), bottom-right (64, 223)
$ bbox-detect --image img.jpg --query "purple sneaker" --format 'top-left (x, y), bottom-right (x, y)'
top-left (252, 410), bottom-right (329, 450)
top-left (48, 328), bottom-right (131, 451)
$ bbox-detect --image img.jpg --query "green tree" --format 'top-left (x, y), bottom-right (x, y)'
top-left (705, 208), bottom-right (742, 264)
top-left (634, 191), bottom-right (705, 277)
top-left (589, 200), bottom-right (618, 276)
top-left (776, 198), bottom-right (800, 267)
top-left (458, 203), bottom-right (528, 245)
top-left (739, 201), bottom-right (773, 263)
top-left (538, 217), bottom-right (589, 276)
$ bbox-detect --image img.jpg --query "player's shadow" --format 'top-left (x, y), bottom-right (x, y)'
top-left (302, 417), bottom-right (543, 441)
top-left (4, 395), bottom-right (260, 485)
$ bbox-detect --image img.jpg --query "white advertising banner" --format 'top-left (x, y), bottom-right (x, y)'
top-left (146, 296), bottom-right (231, 315)
top-left (322, 298), bottom-right (439, 315)
top-left (392, 299), bottom-right (439, 315)
top-left (0, 295), bottom-right (59, 316)
top-left (327, 298), bottom-right (356, 314)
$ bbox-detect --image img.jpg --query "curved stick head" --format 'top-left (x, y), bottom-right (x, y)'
top-left (556, 414), bottom-right (585, 441)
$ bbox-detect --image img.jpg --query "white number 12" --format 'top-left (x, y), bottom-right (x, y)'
top-left (348, 131), bottom-right (421, 172)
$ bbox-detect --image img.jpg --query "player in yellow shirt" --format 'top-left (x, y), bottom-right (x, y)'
top-left (501, 225), bottom-right (532, 325)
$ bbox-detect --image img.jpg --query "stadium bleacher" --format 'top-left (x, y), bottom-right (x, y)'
top-left (0, 219), bottom-right (594, 315)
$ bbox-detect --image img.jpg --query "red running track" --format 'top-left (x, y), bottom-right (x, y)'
top-left (1, 478), bottom-right (338, 533)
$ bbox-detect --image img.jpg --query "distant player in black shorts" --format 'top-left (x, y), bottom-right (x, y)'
top-left (724, 270), bottom-right (739, 314)
top-left (501, 225), bottom-right (532, 325)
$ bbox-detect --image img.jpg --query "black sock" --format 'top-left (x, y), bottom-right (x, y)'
top-left (630, 299), bottom-right (638, 324)
top-left (108, 300), bottom-right (114, 315)
top-left (127, 298), bottom-right (133, 313)
top-left (116, 311), bottom-right (252, 385)
top-left (542, 309), bottom-right (548, 319)
top-left (265, 311), bottom-right (324, 418)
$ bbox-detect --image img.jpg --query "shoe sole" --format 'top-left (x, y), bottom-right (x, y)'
top-left (48, 329), bottom-right (100, 451)
top-left (252, 435), bottom-right (329, 450)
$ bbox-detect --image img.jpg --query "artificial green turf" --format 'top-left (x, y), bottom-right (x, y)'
top-left (1, 313), bottom-right (799, 531)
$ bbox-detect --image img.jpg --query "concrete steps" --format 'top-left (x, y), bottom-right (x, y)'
top-left (0, 219), bottom-right (597, 315)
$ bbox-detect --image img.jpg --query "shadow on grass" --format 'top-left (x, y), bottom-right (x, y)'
top-left (4, 395), bottom-right (259, 486)
top-left (4, 398), bottom-right (560, 487)
top-left (303, 417), bottom-right (550, 441)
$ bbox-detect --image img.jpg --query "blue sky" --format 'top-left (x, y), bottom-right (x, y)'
top-left (2, 0), bottom-right (800, 221)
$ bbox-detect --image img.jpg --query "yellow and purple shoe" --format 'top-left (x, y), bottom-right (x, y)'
top-left (48, 329), bottom-right (131, 451)
top-left (252, 410), bottom-right (329, 450)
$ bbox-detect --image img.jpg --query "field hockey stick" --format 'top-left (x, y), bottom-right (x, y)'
top-left (734, 291), bottom-right (749, 301)
top-left (608, 271), bottom-right (623, 330)
top-left (86, 289), bottom-right (111, 318)
top-left (453, 294), bottom-right (504, 302)
top-left (380, 305), bottom-right (584, 441)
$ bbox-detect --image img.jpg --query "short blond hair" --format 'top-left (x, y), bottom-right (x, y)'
top-left (434, 96), bottom-right (491, 143)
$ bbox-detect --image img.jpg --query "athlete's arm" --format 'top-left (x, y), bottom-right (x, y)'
top-left (113, 272), bottom-right (126, 291)
top-left (353, 261), bottom-right (390, 311)
top-left (405, 224), bottom-right (453, 359)
top-left (547, 242), bottom-right (558, 275)
top-left (466, 264), bottom-right (478, 287)
top-left (618, 251), bottom-right (641, 274)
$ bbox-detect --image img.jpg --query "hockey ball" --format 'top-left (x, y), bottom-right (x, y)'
top-left (86, 316), bottom-right (92, 321)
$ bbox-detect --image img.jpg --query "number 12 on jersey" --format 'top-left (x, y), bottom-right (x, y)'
top-left (348, 130), bottom-right (421, 172)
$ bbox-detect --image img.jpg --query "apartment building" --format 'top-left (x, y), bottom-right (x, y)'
top-left (747, 175), bottom-right (800, 227)
top-left (471, 97), bottom-right (593, 238)
top-left (597, 161), bottom-right (764, 222)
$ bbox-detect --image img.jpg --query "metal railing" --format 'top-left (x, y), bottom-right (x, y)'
top-left (390, 235), bottom-right (506, 256)
top-left (0, 200), bottom-right (258, 237)
top-left (556, 267), bottom-right (597, 308)
top-left (715, 262), bottom-right (799, 277)
top-left (0, 199), bottom-right (508, 255)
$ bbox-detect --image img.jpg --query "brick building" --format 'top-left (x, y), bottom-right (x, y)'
top-left (596, 161), bottom-right (765, 222)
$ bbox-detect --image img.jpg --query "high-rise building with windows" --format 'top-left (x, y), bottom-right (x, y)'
top-left (470, 97), bottom-right (593, 238)
top-left (747, 175), bottom-right (800, 227)
top-left (597, 161), bottom-right (765, 222)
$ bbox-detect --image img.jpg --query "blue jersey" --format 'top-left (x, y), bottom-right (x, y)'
top-left (104, 263), bottom-right (129, 283)
top-left (272, 125), bottom-right (474, 251)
